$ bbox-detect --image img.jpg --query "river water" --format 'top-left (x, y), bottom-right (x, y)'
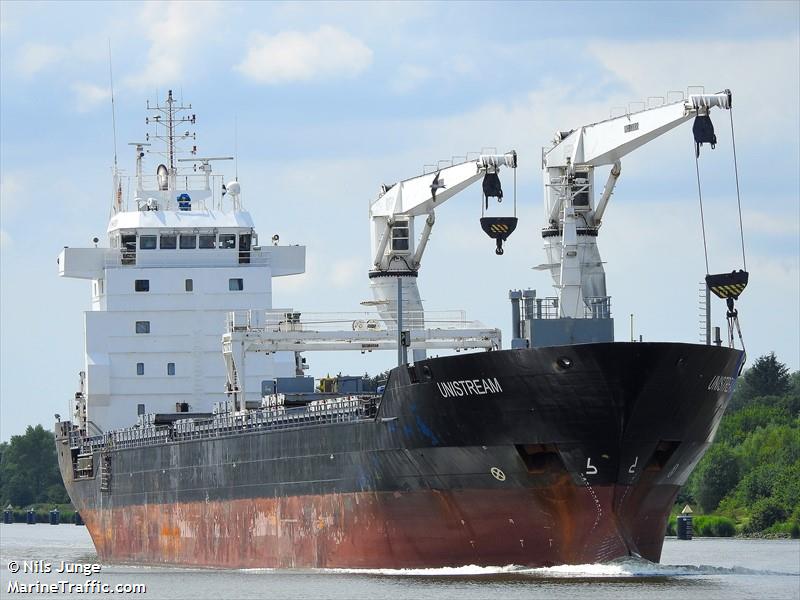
top-left (1, 525), bottom-right (798, 599)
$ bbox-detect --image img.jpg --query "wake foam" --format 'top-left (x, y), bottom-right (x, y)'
top-left (320, 557), bottom-right (794, 578)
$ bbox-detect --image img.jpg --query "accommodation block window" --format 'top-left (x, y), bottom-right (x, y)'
top-left (185, 279), bottom-right (193, 292)
top-left (219, 234), bottom-right (236, 249)
top-left (229, 278), bottom-right (244, 291)
top-left (135, 320), bottom-right (150, 334)
top-left (135, 279), bottom-right (149, 292)
top-left (167, 362), bottom-right (175, 376)
top-left (136, 363), bottom-right (144, 376)
top-left (160, 234), bottom-right (177, 249)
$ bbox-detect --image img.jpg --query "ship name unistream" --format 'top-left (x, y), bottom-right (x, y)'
top-left (436, 378), bottom-right (503, 398)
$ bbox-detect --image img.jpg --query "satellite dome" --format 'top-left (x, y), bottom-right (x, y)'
top-left (226, 181), bottom-right (241, 196)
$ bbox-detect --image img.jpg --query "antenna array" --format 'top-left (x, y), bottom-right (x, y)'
top-left (145, 90), bottom-right (197, 175)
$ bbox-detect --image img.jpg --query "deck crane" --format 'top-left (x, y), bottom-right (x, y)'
top-left (368, 152), bottom-right (517, 357)
top-left (540, 89), bottom-right (737, 332)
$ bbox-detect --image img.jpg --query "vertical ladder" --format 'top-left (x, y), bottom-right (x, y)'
top-left (100, 452), bottom-right (112, 492)
top-left (698, 282), bottom-right (711, 344)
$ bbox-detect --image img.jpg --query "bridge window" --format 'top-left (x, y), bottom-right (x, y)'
top-left (135, 320), bottom-right (150, 334)
top-left (136, 363), bottom-right (144, 376)
top-left (134, 279), bottom-right (149, 292)
top-left (179, 234), bottom-right (197, 249)
top-left (229, 278), bottom-right (244, 291)
top-left (140, 236), bottom-right (157, 250)
top-left (121, 235), bottom-right (136, 251)
top-left (160, 234), bottom-right (177, 249)
top-left (219, 234), bottom-right (236, 249)
top-left (391, 222), bottom-right (409, 251)
top-left (199, 234), bottom-right (216, 249)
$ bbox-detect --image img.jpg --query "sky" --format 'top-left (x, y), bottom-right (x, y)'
top-left (1, 1), bottom-right (798, 441)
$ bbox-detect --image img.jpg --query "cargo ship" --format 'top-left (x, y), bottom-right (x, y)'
top-left (55, 89), bottom-right (746, 568)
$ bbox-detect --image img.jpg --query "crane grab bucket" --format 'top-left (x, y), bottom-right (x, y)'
top-left (480, 217), bottom-right (518, 255)
top-left (705, 270), bottom-right (748, 300)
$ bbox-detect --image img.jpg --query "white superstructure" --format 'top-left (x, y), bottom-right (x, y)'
top-left (59, 91), bottom-right (305, 433)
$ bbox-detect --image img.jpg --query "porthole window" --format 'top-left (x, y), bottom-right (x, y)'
top-left (140, 235), bottom-right (157, 250)
top-left (135, 320), bottom-right (150, 334)
top-left (556, 356), bottom-right (573, 370)
top-left (135, 279), bottom-right (149, 292)
top-left (229, 278), bottom-right (244, 291)
top-left (179, 234), bottom-right (197, 249)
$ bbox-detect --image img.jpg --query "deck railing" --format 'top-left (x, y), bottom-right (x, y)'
top-left (70, 395), bottom-right (380, 454)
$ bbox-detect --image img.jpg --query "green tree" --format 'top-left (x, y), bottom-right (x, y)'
top-left (738, 423), bottom-right (800, 472)
top-left (747, 497), bottom-right (787, 532)
top-left (772, 461), bottom-right (800, 512)
top-left (693, 443), bottom-right (740, 513)
top-left (0, 425), bottom-right (67, 507)
top-left (717, 402), bottom-right (788, 445)
top-left (362, 370), bottom-right (391, 391)
top-left (734, 352), bottom-right (791, 407)
top-left (739, 463), bottom-right (781, 503)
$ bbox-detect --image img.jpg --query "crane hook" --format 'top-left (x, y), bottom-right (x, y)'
top-left (481, 217), bottom-right (518, 256)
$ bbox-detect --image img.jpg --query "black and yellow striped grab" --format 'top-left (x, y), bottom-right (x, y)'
top-left (480, 217), bottom-right (518, 255)
top-left (706, 270), bottom-right (749, 300)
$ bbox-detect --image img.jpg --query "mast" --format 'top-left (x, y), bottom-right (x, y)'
top-left (145, 90), bottom-right (196, 191)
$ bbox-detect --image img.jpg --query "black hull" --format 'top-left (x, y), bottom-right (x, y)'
top-left (56, 342), bottom-right (744, 568)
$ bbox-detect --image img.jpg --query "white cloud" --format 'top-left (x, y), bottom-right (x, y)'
top-left (742, 209), bottom-right (800, 237)
top-left (389, 64), bottom-right (432, 94)
top-left (124, 1), bottom-right (221, 88)
top-left (71, 82), bottom-right (111, 112)
top-left (14, 42), bottom-right (61, 76)
top-left (235, 26), bottom-right (372, 84)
